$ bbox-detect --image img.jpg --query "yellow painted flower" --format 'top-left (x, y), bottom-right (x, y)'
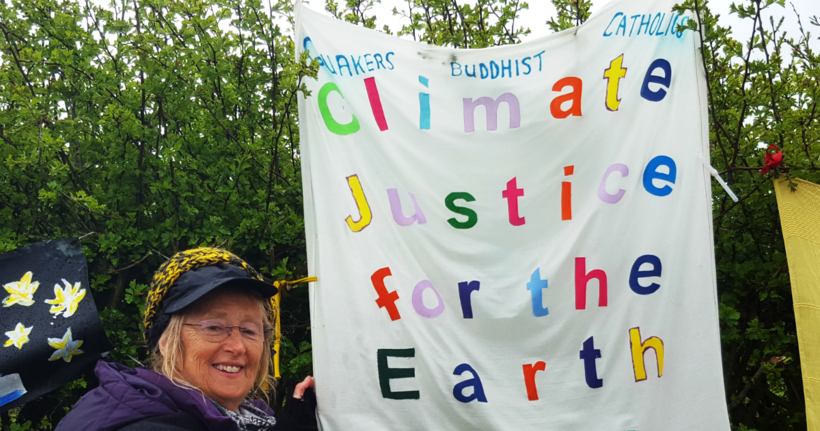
top-left (45, 279), bottom-right (86, 318)
top-left (48, 327), bottom-right (84, 363)
top-left (3, 272), bottom-right (39, 307)
top-left (4, 323), bottom-right (33, 349)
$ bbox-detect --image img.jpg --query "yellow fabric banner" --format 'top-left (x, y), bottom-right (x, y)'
top-left (775, 177), bottom-right (820, 430)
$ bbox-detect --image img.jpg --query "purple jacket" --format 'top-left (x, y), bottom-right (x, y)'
top-left (56, 360), bottom-right (274, 431)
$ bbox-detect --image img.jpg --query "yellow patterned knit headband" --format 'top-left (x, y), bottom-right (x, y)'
top-left (143, 247), bottom-right (263, 332)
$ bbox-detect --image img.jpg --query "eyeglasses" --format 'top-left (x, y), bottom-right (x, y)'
top-left (184, 320), bottom-right (273, 344)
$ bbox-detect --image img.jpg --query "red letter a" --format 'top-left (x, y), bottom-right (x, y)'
top-left (550, 77), bottom-right (583, 119)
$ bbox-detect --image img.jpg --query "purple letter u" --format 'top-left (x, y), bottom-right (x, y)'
top-left (387, 188), bottom-right (427, 226)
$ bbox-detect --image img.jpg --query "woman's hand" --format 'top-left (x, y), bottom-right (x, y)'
top-left (292, 375), bottom-right (315, 400)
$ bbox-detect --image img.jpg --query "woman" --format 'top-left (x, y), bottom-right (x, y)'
top-left (56, 248), bottom-right (317, 431)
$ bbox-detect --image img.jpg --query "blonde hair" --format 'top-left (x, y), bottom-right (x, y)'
top-left (148, 291), bottom-right (276, 402)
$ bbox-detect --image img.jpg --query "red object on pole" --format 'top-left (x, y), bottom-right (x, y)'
top-left (761, 145), bottom-right (783, 175)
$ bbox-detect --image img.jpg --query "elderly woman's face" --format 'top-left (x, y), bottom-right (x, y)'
top-left (177, 288), bottom-right (266, 410)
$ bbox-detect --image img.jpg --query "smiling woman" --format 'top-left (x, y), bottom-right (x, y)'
top-left (158, 289), bottom-right (271, 412)
top-left (54, 248), bottom-right (317, 431)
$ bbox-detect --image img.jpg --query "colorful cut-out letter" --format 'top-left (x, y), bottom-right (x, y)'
top-left (640, 59), bottom-right (672, 102)
top-left (629, 327), bottom-right (664, 381)
top-left (575, 258), bottom-right (608, 310)
top-left (603, 54), bottom-right (628, 111)
top-left (463, 93), bottom-right (521, 133)
top-left (502, 178), bottom-right (526, 226)
top-left (526, 268), bottom-right (550, 317)
top-left (318, 82), bottom-right (360, 135)
top-left (419, 76), bottom-right (430, 130)
top-left (550, 77), bottom-right (583, 118)
top-left (445, 192), bottom-right (478, 229)
top-left (452, 363), bottom-right (488, 403)
top-left (522, 361), bottom-right (546, 401)
top-left (562, 165), bottom-right (573, 221)
top-left (371, 267), bottom-right (401, 321)
top-left (411, 280), bottom-right (445, 318)
top-left (642, 155), bottom-right (677, 197)
top-left (629, 254), bottom-right (662, 295)
top-left (345, 175), bottom-right (372, 232)
top-left (387, 188), bottom-right (427, 226)
top-left (598, 163), bottom-right (629, 204)
top-left (458, 281), bottom-right (480, 319)
top-left (579, 336), bottom-right (603, 389)
top-left (364, 77), bottom-right (388, 131)
top-left (377, 348), bottom-right (420, 400)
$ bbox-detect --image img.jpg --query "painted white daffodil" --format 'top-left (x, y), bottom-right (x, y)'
top-left (45, 279), bottom-right (86, 318)
top-left (3, 272), bottom-right (39, 307)
top-left (4, 323), bottom-right (33, 349)
top-left (48, 327), bottom-right (84, 363)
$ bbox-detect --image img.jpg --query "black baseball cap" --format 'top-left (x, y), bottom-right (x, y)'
top-left (160, 263), bottom-right (279, 315)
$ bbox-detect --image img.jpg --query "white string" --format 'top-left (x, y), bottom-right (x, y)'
top-left (77, 232), bottom-right (98, 240)
top-left (697, 153), bottom-right (739, 202)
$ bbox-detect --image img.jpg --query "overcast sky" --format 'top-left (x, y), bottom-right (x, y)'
top-left (301, 0), bottom-right (819, 51)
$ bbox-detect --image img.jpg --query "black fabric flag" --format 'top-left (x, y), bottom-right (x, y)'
top-left (0, 238), bottom-right (111, 412)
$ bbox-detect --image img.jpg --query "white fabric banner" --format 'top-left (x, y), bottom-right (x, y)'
top-left (297, 0), bottom-right (730, 428)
